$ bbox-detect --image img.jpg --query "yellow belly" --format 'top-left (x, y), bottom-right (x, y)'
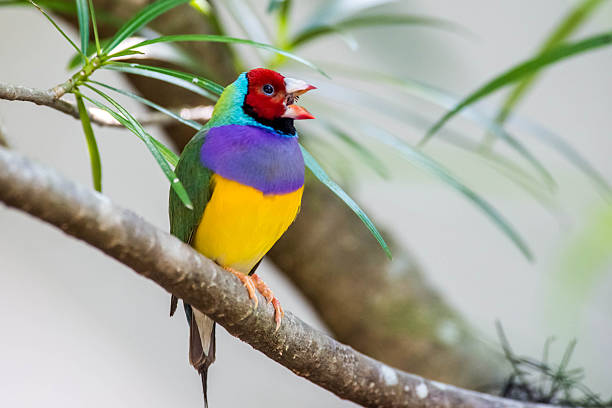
top-left (193, 174), bottom-right (303, 273)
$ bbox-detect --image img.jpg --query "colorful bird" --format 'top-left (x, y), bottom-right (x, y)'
top-left (168, 68), bottom-right (315, 407)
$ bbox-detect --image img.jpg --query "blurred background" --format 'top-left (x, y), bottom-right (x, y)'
top-left (1, 0), bottom-right (611, 406)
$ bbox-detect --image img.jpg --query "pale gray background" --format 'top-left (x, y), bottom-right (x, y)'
top-left (1, 1), bottom-right (611, 407)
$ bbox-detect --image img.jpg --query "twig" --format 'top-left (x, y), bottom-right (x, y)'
top-left (0, 82), bottom-right (212, 128)
top-left (0, 146), bottom-right (561, 408)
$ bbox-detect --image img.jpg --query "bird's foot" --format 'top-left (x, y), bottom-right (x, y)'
top-left (224, 266), bottom-right (258, 308)
top-left (251, 273), bottom-right (284, 331)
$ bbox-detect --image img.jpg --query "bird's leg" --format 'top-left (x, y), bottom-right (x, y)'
top-left (251, 273), bottom-right (284, 331)
top-left (224, 267), bottom-right (258, 308)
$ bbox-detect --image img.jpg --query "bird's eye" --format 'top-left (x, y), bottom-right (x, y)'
top-left (262, 84), bottom-right (274, 95)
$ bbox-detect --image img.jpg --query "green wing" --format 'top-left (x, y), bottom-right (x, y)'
top-left (169, 128), bottom-right (213, 245)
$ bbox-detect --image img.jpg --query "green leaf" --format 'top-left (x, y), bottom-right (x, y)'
top-left (327, 65), bottom-right (555, 188)
top-left (88, 0), bottom-right (101, 54)
top-left (89, 80), bottom-right (203, 130)
top-left (424, 31), bottom-right (612, 143)
top-left (30, 1), bottom-right (84, 56)
top-left (102, 0), bottom-right (190, 54)
top-left (359, 119), bottom-right (533, 261)
top-left (75, 93), bottom-right (102, 191)
top-left (318, 119), bottom-right (388, 178)
top-left (300, 145), bottom-right (392, 259)
top-left (509, 115), bottom-right (610, 194)
top-left (114, 34), bottom-right (329, 78)
top-left (76, 0), bottom-right (89, 57)
top-left (292, 14), bottom-right (468, 48)
top-left (82, 85), bottom-right (191, 208)
top-left (303, 0), bottom-right (395, 30)
top-left (495, 0), bottom-right (605, 125)
top-left (330, 64), bottom-right (608, 194)
top-left (80, 94), bottom-right (180, 167)
top-left (104, 62), bottom-right (222, 100)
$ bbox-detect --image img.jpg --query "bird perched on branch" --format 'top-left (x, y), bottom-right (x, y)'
top-left (169, 68), bottom-right (315, 407)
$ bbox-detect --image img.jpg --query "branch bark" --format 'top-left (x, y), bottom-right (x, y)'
top-left (0, 145), bottom-right (552, 408)
top-left (0, 116), bottom-right (8, 147)
top-left (0, 81), bottom-right (213, 128)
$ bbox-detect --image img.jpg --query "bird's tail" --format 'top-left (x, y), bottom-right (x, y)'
top-left (189, 308), bottom-right (216, 408)
top-left (173, 298), bottom-right (216, 408)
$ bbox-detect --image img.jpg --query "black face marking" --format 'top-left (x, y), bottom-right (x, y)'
top-left (242, 103), bottom-right (296, 136)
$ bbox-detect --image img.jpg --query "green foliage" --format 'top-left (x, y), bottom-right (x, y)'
top-left (290, 14), bottom-right (467, 49)
top-left (102, 0), bottom-right (190, 54)
top-left (494, 0), bottom-right (606, 126)
top-left (75, 0), bottom-right (89, 57)
top-left (90, 81), bottom-right (202, 131)
top-left (496, 323), bottom-right (611, 407)
top-left (301, 146), bottom-right (391, 259)
top-left (88, 0), bottom-right (101, 53)
top-left (75, 93), bottom-right (102, 191)
top-left (351, 117), bottom-right (533, 261)
top-left (116, 34), bottom-right (329, 77)
top-left (329, 65), bottom-right (556, 189)
top-left (104, 62), bottom-right (224, 99)
top-left (83, 84), bottom-right (192, 208)
top-left (82, 94), bottom-right (179, 167)
top-left (317, 120), bottom-right (389, 179)
top-left (29, 0), bottom-right (83, 55)
top-left (425, 31), bottom-right (612, 143)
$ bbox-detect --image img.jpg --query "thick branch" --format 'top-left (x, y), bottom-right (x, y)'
top-left (0, 146), bottom-right (554, 408)
top-left (0, 81), bottom-right (212, 128)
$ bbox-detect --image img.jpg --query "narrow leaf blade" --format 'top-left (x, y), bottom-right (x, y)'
top-left (76, 0), bottom-right (89, 56)
top-left (495, 0), bottom-right (605, 125)
top-left (332, 65), bottom-right (608, 194)
top-left (83, 95), bottom-right (180, 166)
top-left (116, 34), bottom-right (329, 77)
top-left (425, 31), bottom-right (612, 142)
top-left (89, 80), bottom-right (202, 130)
top-left (365, 123), bottom-right (533, 261)
top-left (104, 62), bottom-right (223, 99)
top-left (83, 86), bottom-right (191, 208)
top-left (30, 0), bottom-right (83, 55)
top-left (102, 0), bottom-right (190, 53)
top-left (318, 119), bottom-right (388, 178)
top-left (75, 93), bottom-right (102, 191)
top-left (292, 14), bottom-right (467, 48)
top-left (300, 145), bottom-right (392, 259)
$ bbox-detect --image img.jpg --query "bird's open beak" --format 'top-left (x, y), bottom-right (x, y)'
top-left (282, 78), bottom-right (316, 120)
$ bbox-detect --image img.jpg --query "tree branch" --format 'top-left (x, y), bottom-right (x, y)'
top-left (0, 116), bottom-right (8, 147)
top-left (0, 81), bottom-right (212, 128)
top-left (0, 145), bottom-right (555, 408)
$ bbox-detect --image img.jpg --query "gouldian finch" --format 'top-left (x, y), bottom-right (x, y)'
top-left (168, 68), bottom-right (315, 406)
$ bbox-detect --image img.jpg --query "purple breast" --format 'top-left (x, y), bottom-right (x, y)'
top-left (200, 125), bottom-right (304, 195)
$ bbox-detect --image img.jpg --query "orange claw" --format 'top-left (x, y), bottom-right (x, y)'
top-left (224, 267), bottom-right (258, 308)
top-left (252, 273), bottom-right (284, 331)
